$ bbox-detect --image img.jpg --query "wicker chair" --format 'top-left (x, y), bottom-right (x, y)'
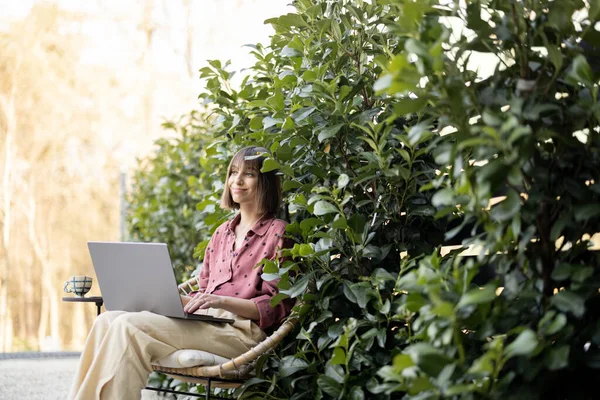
top-left (145, 276), bottom-right (299, 400)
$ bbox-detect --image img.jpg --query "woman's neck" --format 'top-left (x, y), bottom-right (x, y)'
top-left (238, 205), bottom-right (266, 228)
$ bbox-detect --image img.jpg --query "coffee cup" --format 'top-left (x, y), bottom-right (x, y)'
top-left (63, 275), bottom-right (93, 297)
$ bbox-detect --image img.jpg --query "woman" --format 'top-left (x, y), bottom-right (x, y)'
top-left (68, 146), bottom-right (293, 400)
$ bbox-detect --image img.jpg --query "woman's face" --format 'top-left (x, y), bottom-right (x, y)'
top-left (228, 162), bottom-right (259, 206)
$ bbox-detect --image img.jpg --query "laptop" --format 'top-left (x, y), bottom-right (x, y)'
top-left (87, 241), bottom-right (234, 324)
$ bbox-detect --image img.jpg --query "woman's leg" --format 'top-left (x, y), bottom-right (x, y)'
top-left (69, 311), bottom-right (263, 400)
top-left (67, 310), bottom-right (125, 400)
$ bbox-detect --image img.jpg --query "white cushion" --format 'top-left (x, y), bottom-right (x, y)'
top-left (153, 350), bottom-right (229, 368)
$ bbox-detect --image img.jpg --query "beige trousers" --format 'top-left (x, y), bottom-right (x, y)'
top-left (67, 310), bottom-right (266, 400)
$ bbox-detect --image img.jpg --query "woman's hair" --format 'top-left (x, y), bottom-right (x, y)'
top-left (220, 146), bottom-right (282, 214)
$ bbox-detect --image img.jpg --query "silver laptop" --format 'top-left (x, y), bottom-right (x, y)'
top-left (88, 241), bottom-right (234, 324)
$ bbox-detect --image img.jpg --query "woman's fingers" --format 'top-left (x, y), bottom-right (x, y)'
top-left (183, 293), bottom-right (221, 313)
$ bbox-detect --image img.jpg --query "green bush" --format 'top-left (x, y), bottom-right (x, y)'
top-left (374, 0), bottom-right (600, 398)
top-left (192, 1), bottom-right (446, 398)
top-left (128, 0), bottom-right (600, 398)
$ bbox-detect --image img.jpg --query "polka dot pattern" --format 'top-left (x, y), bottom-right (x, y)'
top-left (193, 214), bottom-right (294, 330)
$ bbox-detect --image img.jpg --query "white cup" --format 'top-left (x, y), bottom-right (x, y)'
top-left (63, 275), bottom-right (93, 297)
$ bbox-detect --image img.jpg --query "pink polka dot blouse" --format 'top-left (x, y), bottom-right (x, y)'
top-left (197, 213), bottom-right (293, 331)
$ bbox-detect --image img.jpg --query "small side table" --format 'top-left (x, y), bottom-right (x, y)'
top-left (62, 296), bottom-right (104, 316)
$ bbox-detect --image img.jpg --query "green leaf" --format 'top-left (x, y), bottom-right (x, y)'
top-left (572, 267), bottom-right (594, 283)
top-left (318, 123), bottom-right (344, 142)
top-left (317, 375), bottom-right (343, 398)
top-left (262, 116), bottom-right (281, 128)
top-left (299, 243), bottom-right (314, 256)
top-left (550, 214), bottom-right (570, 241)
top-left (551, 291), bottom-right (585, 318)
top-left (249, 116), bottom-right (263, 131)
top-left (405, 292), bottom-right (426, 311)
top-left (545, 345), bottom-right (570, 370)
top-left (431, 189), bottom-right (454, 207)
top-left (279, 356), bottom-right (309, 377)
top-left (291, 106), bottom-right (316, 122)
top-left (261, 158), bottom-right (280, 172)
top-left (282, 117), bottom-right (295, 130)
top-left (546, 313), bottom-right (567, 336)
top-left (432, 301), bottom-right (454, 318)
top-left (374, 74), bottom-right (393, 92)
top-left (349, 387), bottom-right (365, 400)
top-left (393, 354), bottom-right (415, 371)
top-left (405, 38), bottom-right (430, 58)
top-left (270, 292), bottom-right (289, 307)
top-left (545, 44), bottom-right (563, 73)
top-left (457, 284), bottom-right (497, 308)
top-left (314, 200), bottom-right (339, 215)
top-left (406, 343), bottom-right (452, 377)
top-left (505, 329), bottom-right (539, 359)
top-left (300, 218), bottom-right (322, 235)
top-left (393, 97), bottom-right (428, 115)
top-left (285, 273), bottom-right (310, 298)
top-left (349, 282), bottom-right (371, 308)
top-left (273, 13), bottom-right (308, 28)
top-left (283, 180), bottom-right (301, 192)
top-left (337, 174), bottom-right (350, 189)
top-left (574, 204), bottom-right (600, 221)
top-left (552, 263), bottom-right (575, 281)
top-left (332, 216), bottom-right (347, 229)
top-left (566, 54), bottom-right (594, 88)
top-left (396, 148), bottom-right (411, 163)
top-left (281, 45), bottom-right (302, 57)
top-left (591, 0), bottom-right (600, 21)
top-left (330, 347), bottom-right (346, 365)
top-left (491, 190), bottom-right (521, 222)
top-left (468, 353), bottom-right (494, 375)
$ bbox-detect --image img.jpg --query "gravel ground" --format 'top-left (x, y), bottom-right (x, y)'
top-left (0, 356), bottom-right (175, 400)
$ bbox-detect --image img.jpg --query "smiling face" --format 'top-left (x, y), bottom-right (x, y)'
top-left (227, 162), bottom-right (259, 206)
top-left (220, 146), bottom-right (282, 214)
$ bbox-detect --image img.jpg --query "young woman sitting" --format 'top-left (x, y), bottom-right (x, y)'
top-left (68, 146), bottom-right (293, 400)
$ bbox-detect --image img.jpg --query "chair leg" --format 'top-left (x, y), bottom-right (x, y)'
top-left (205, 378), bottom-right (211, 400)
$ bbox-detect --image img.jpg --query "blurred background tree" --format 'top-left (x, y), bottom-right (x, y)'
top-left (0, 0), bottom-right (290, 352)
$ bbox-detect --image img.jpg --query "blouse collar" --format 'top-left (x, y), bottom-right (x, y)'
top-left (226, 213), bottom-right (274, 237)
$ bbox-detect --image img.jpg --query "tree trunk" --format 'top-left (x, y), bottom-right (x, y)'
top-left (24, 258), bottom-right (36, 346)
top-left (0, 90), bottom-right (16, 352)
top-left (140, 0), bottom-right (155, 137)
top-left (24, 187), bottom-right (56, 349)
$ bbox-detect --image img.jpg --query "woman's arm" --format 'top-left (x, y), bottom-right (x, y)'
top-left (182, 293), bottom-right (260, 320)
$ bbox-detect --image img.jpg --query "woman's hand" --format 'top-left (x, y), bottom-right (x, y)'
top-left (183, 293), bottom-right (225, 314)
